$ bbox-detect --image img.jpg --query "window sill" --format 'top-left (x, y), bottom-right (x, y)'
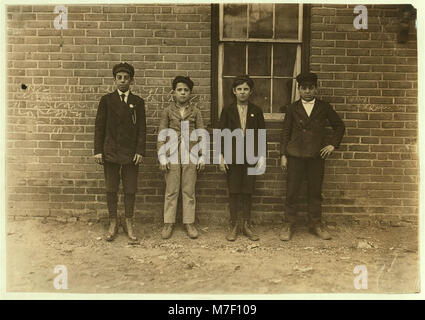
top-left (264, 113), bottom-right (285, 121)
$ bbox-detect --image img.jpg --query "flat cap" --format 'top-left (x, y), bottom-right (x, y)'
top-left (113, 62), bottom-right (135, 78)
top-left (296, 72), bottom-right (318, 85)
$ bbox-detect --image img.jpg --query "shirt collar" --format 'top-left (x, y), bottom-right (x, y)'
top-left (117, 89), bottom-right (130, 97)
top-left (174, 102), bottom-right (191, 110)
top-left (301, 98), bottom-right (315, 105)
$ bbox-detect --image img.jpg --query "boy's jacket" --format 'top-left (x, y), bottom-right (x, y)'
top-left (94, 90), bottom-right (146, 164)
top-left (280, 99), bottom-right (345, 158)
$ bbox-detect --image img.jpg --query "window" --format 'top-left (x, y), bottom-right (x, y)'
top-left (212, 3), bottom-right (309, 122)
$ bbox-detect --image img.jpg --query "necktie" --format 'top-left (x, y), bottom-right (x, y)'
top-left (121, 93), bottom-right (126, 103)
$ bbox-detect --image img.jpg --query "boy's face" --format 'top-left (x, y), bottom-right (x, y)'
top-left (232, 82), bottom-right (252, 103)
top-left (114, 71), bottom-right (133, 92)
top-left (173, 82), bottom-right (191, 105)
top-left (298, 83), bottom-right (317, 102)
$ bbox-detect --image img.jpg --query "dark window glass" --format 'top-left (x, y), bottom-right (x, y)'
top-left (275, 4), bottom-right (299, 39)
top-left (248, 43), bottom-right (271, 76)
top-left (223, 43), bottom-right (246, 76)
top-left (223, 4), bottom-right (247, 38)
top-left (273, 43), bottom-right (298, 77)
top-left (249, 4), bottom-right (273, 38)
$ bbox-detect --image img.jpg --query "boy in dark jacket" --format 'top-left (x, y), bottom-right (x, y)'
top-left (94, 62), bottom-right (146, 243)
top-left (280, 72), bottom-right (345, 241)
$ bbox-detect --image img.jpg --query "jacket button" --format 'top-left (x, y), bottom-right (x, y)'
top-left (303, 129), bottom-right (306, 132)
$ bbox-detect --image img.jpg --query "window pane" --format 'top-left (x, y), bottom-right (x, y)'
top-left (273, 78), bottom-right (293, 113)
top-left (223, 4), bottom-right (247, 38)
top-left (251, 78), bottom-right (270, 113)
top-left (275, 4), bottom-right (299, 39)
top-left (222, 77), bottom-right (235, 109)
top-left (273, 44), bottom-right (298, 77)
top-left (248, 43), bottom-right (271, 76)
top-left (223, 43), bottom-right (246, 76)
top-left (249, 4), bottom-right (273, 38)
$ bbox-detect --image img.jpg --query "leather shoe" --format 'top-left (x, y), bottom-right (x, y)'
top-left (161, 223), bottom-right (174, 239)
top-left (279, 223), bottom-right (294, 241)
top-left (185, 223), bottom-right (199, 239)
top-left (242, 220), bottom-right (259, 241)
top-left (105, 218), bottom-right (118, 242)
top-left (124, 218), bottom-right (138, 242)
top-left (226, 223), bottom-right (238, 241)
top-left (310, 222), bottom-right (332, 240)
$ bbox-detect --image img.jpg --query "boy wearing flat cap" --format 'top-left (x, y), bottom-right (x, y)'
top-left (280, 72), bottom-right (345, 241)
top-left (157, 76), bottom-right (206, 240)
top-left (94, 62), bottom-right (146, 243)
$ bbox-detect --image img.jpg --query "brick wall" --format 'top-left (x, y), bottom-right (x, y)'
top-left (6, 4), bottom-right (418, 224)
top-left (6, 4), bottom-right (213, 222)
top-left (309, 4), bottom-right (418, 220)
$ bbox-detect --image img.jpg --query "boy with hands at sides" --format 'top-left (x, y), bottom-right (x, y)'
top-left (157, 76), bottom-right (206, 240)
top-left (94, 63), bottom-right (146, 243)
top-left (219, 75), bottom-right (266, 242)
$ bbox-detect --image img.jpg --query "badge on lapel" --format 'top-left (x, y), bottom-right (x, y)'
top-left (129, 104), bottom-right (136, 124)
top-left (250, 113), bottom-right (254, 117)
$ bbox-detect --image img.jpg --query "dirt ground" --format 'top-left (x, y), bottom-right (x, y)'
top-left (5, 218), bottom-right (420, 295)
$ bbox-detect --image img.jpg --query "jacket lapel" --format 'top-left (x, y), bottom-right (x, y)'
top-left (246, 103), bottom-right (256, 129)
top-left (295, 100), bottom-right (309, 120)
top-left (231, 103), bottom-right (242, 129)
top-left (308, 99), bottom-right (321, 120)
top-left (111, 90), bottom-right (127, 118)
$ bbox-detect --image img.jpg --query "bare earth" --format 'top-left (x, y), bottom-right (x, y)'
top-left (6, 218), bottom-right (419, 295)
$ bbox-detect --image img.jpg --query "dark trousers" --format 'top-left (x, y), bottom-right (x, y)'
top-left (104, 161), bottom-right (139, 218)
top-left (285, 156), bottom-right (325, 224)
top-left (229, 193), bottom-right (251, 225)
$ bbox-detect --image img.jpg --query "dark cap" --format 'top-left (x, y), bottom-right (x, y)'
top-left (296, 72), bottom-right (318, 86)
top-left (172, 76), bottom-right (194, 90)
top-left (112, 62), bottom-right (135, 78)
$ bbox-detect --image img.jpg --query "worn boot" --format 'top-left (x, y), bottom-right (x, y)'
top-left (124, 218), bottom-right (138, 243)
top-left (279, 222), bottom-right (294, 241)
top-left (310, 222), bottom-right (332, 240)
top-left (226, 222), bottom-right (239, 241)
top-left (242, 220), bottom-right (259, 241)
top-left (161, 223), bottom-right (174, 239)
top-left (105, 218), bottom-right (118, 242)
top-left (185, 223), bottom-right (199, 239)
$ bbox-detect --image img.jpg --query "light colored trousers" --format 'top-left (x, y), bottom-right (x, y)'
top-left (163, 163), bottom-right (197, 224)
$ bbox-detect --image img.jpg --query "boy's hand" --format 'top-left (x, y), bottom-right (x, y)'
top-left (280, 155), bottom-right (287, 170)
top-left (320, 145), bottom-right (335, 159)
top-left (94, 153), bottom-right (103, 165)
top-left (197, 156), bottom-right (205, 172)
top-left (159, 156), bottom-right (169, 172)
top-left (219, 154), bottom-right (228, 173)
top-left (133, 153), bottom-right (143, 165)
top-left (159, 162), bottom-right (169, 172)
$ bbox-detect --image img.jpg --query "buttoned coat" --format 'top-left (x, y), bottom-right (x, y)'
top-left (280, 99), bottom-right (345, 158)
top-left (94, 90), bottom-right (146, 164)
top-left (156, 103), bottom-right (205, 161)
top-left (219, 102), bottom-right (266, 165)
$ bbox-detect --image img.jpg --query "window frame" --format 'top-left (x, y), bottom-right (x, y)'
top-left (211, 3), bottom-right (311, 126)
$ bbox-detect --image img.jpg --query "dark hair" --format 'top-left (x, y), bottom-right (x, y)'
top-left (172, 76), bottom-right (194, 91)
top-left (112, 62), bottom-right (135, 79)
top-left (232, 75), bottom-right (254, 91)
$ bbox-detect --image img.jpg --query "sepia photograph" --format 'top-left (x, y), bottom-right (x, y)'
top-left (1, 0), bottom-right (422, 300)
